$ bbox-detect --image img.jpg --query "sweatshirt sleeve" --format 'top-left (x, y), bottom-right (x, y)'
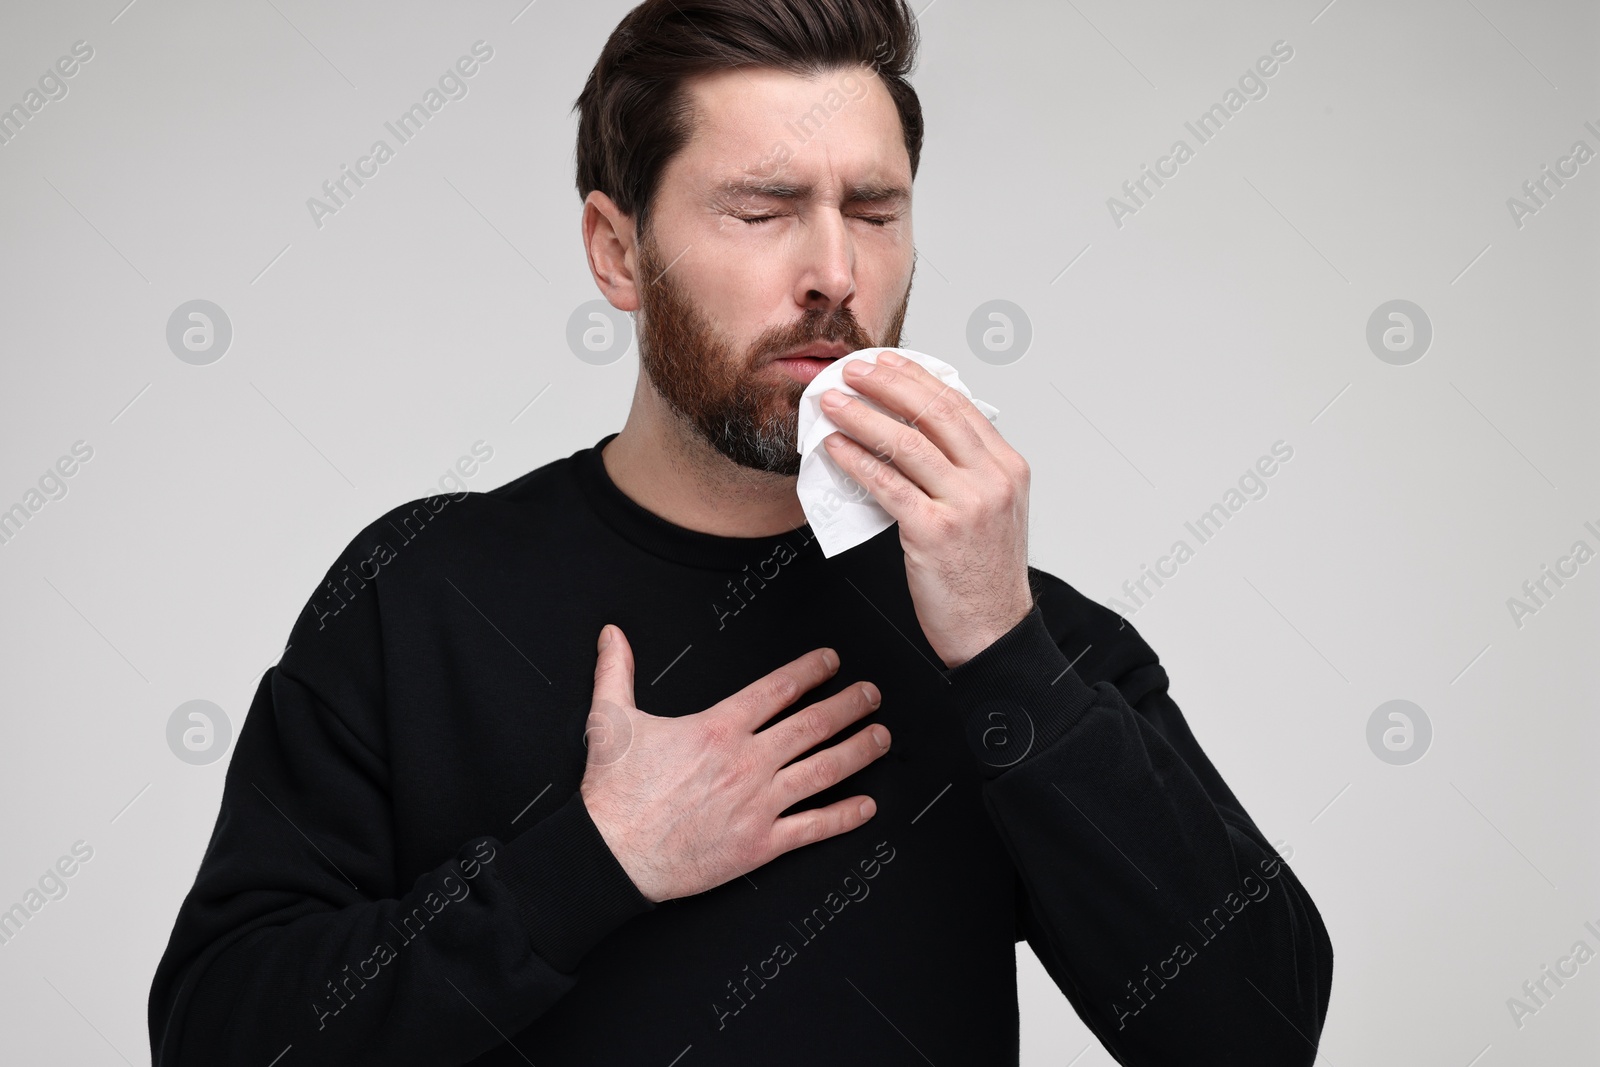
top-left (147, 506), bottom-right (655, 1066)
top-left (940, 571), bottom-right (1333, 1066)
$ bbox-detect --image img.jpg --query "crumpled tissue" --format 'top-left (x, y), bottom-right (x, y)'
top-left (794, 347), bottom-right (1000, 558)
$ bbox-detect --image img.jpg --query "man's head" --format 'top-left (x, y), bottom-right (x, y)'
top-left (575, 1), bottom-right (923, 476)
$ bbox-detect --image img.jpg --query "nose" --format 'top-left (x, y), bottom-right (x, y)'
top-left (794, 208), bottom-right (857, 314)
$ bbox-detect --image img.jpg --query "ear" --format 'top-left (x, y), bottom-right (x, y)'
top-left (581, 190), bottom-right (641, 312)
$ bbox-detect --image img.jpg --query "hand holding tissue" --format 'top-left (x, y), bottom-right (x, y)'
top-left (794, 347), bottom-right (1000, 558)
top-left (794, 346), bottom-right (1033, 668)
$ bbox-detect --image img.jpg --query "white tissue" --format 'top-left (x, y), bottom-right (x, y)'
top-left (794, 347), bottom-right (1000, 558)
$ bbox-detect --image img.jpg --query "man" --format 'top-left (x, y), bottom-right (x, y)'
top-left (149, 1), bottom-right (1332, 1064)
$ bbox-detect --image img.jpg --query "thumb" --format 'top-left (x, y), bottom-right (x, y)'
top-left (587, 624), bottom-right (637, 770)
top-left (592, 623), bottom-right (635, 713)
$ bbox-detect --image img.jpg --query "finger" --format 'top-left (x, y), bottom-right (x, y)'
top-left (714, 646), bottom-right (840, 732)
top-left (759, 680), bottom-right (882, 767)
top-left (586, 624), bottom-right (637, 765)
top-left (821, 389), bottom-right (960, 501)
top-left (767, 791), bottom-right (880, 859)
top-left (840, 354), bottom-right (999, 469)
top-left (823, 430), bottom-right (926, 525)
top-left (771, 720), bottom-right (891, 811)
top-left (591, 623), bottom-right (636, 711)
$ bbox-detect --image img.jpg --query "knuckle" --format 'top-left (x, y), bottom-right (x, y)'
top-left (802, 753), bottom-right (837, 794)
top-left (733, 830), bottom-right (767, 870)
top-left (930, 506), bottom-right (962, 538)
top-left (700, 716), bottom-right (735, 752)
top-left (789, 817), bottom-right (819, 848)
top-left (726, 750), bottom-right (761, 788)
top-left (769, 670), bottom-right (802, 707)
top-left (825, 809), bottom-right (851, 844)
top-left (892, 427), bottom-right (922, 459)
top-left (798, 706), bottom-right (831, 746)
top-left (926, 390), bottom-right (962, 423)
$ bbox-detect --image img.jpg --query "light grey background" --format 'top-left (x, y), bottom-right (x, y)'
top-left (2, 0), bottom-right (1595, 1063)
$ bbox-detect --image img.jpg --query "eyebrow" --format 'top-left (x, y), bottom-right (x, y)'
top-left (711, 178), bottom-right (911, 206)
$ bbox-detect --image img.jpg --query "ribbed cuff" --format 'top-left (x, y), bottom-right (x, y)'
top-left (944, 604), bottom-right (1099, 779)
top-left (494, 790), bottom-right (656, 973)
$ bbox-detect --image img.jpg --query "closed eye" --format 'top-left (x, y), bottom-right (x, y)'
top-left (734, 214), bottom-right (897, 227)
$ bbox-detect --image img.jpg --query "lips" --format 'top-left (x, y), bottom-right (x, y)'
top-left (770, 344), bottom-right (854, 384)
top-left (773, 342), bottom-right (849, 364)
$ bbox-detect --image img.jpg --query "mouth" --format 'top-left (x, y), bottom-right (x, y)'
top-left (770, 342), bottom-right (852, 383)
top-left (771, 342), bottom-right (850, 366)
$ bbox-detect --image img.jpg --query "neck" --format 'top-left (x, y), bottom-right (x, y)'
top-left (601, 376), bottom-right (809, 538)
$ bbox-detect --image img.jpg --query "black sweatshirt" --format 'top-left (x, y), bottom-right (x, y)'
top-left (148, 432), bottom-right (1332, 1066)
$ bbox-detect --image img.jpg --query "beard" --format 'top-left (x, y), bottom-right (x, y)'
top-left (633, 232), bottom-right (912, 477)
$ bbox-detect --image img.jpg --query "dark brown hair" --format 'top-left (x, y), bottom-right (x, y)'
top-left (573, 0), bottom-right (923, 241)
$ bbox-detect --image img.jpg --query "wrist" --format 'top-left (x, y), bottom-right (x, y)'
top-left (944, 595), bottom-right (1036, 669)
top-left (580, 786), bottom-right (663, 903)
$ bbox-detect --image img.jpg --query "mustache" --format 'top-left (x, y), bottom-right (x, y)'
top-left (755, 309), bottom-right (876, 361)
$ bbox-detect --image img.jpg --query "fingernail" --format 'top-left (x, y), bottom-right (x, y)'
top-left (872, 726), bottom-right (889, 749)
top-left (822, 389), bottom-right (848, 408)
top-left (877, 350), bottom-right (907, 366)
top-left (822, 648), bottom-right (838, 671)
top-left (859, 798), bottom-right (876, 819)
top-left (598, 625), bottom-right (613, 651)
top-left (846, 360), bottom-right (876, 375)
top-left (863, 682), bottom-right (881, 707)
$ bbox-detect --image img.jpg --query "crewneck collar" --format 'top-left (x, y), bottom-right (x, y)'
top-left (572, 432), bottom-right (827, 572)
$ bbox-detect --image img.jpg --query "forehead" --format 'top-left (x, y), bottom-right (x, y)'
top-left (670, 65), bottom-right (911, 197)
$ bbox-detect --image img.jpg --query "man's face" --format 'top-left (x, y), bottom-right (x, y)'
top-left (633, 64), bottom-right (916, 477)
